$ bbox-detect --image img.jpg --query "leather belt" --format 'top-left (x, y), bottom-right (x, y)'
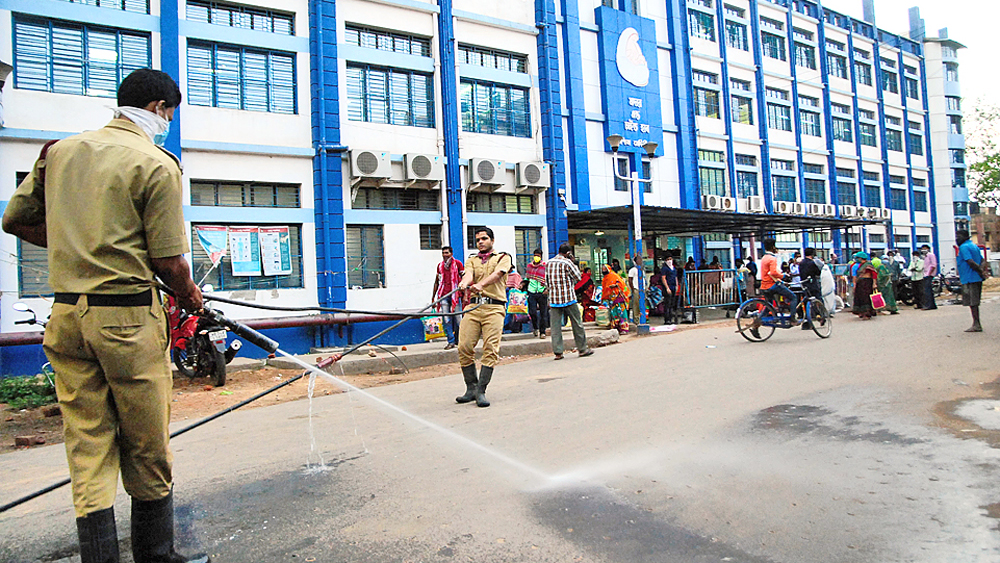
top-left (54, 289), bottom-right (153, 307)
top-left (469, 296), bottom-right (506, 306)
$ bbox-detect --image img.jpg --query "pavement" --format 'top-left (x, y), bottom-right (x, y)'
top-left (6, 297), bottom-right (1000, 563)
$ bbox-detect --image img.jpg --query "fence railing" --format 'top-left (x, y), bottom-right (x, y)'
top-left (683, 269), bottom-right (744, 309)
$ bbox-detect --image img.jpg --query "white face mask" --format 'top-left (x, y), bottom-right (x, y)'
top-left (113, 106), bottom-right (170, 146)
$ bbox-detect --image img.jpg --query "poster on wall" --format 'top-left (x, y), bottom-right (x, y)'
top-left (229, 226), bottom-right (261, 276)
top-left (194, 225), bottom-right (228, 267)
top-left (259, 226), bottom-right (293, 276)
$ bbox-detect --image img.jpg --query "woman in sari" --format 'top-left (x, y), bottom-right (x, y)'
top-left (851, 252), bottom-right (878, 320)
top-left (872, 257), bottom-right (899, 315)
top-left (601, 264), bottom-right (631, 331)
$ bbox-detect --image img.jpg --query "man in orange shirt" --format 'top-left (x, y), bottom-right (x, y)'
top-left (759, 237), bottom-right (798, 323)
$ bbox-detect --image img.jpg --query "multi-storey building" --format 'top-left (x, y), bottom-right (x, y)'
top-left (0, 0), bottom-right (965, 370)
top-left (910, 7), bottom-right (967, 272)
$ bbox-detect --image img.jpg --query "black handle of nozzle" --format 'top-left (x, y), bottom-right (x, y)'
top-left (202, 308), bottom-right (279, 353)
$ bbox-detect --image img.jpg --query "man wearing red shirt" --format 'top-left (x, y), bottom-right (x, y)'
top-left (432, 246), bottom-right (465, 350)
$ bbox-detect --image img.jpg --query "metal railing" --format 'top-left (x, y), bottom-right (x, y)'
top-left (683, 269), bottom-right (744, 309)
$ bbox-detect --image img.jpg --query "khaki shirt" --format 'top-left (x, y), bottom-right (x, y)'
top-left (467, 252), bottom-right (513, 302)
top-left (4, 119), bottom-right (188, 294)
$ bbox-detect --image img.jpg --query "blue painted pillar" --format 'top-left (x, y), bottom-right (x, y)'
top-left (536, 0), bottom-right (568, 254)
top-left (438, 0), bottom-right (464, 251)
top-left (160, 0), bottom-right (181, 157)
top-left (560, 0), bottom-right (591, 210)
top-left (309, 0), bottom-right (347, 311)
top-left (919, 56), bottom-right (940, 258)
top-left (666, 0), bottom-right (698, 211)
top-left (748, 0), bottom-right (772, 215)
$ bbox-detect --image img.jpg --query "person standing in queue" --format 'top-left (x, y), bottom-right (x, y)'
top-left (2, 69), bottom-right (208, 563)
top-left (455, 227), bottom-right (513, 408)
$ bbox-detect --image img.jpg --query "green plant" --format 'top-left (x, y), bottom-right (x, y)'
top-left (0, 375), bottom-right (57, 410)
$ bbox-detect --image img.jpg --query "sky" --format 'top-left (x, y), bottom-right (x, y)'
top-left (821, 0), bottom-right (999, 111)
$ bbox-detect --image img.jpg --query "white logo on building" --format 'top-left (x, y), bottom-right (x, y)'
top-left (616, 27), bottom-right (649, 88)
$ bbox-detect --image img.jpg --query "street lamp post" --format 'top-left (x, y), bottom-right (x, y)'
top-left (608, 135), bottom-right (657, 335)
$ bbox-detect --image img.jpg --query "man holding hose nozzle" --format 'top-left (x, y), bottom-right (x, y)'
top-left (2, 70), bottom-right (208, 563)
top-left (456, 227), bottom-right (513, 408)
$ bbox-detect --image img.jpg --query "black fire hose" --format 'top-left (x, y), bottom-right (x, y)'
top-left (0, 288), bottom-right (465, 514)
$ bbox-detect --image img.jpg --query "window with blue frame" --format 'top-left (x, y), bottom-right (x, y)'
top-left (187, 1), bottom-right (294, 35)
top-left (772, 175), bottom-right (796, 202)
top-left (731, 95), bottom-right (754, 124)
top-left (467, 193), bottom-right (536, 214)
top-left (837, 182), bottom-right (857, 206)
top-left (346, 24), bottom-right (430, 56)
top-left (804, 179), bottom-right (826, 204)
top-left (191, 224), bottom-right (304, 290)
top-left (859, 123), bottom-right (877, 147)
top-left (514, 227), bottom-right (542, 275)
top-left (799, 110), bottom-right (821, 136)
top-left (699, 167), bottom-right (726, 197)
top-left (855, 61), bottom-right (872, 85)
top-left (908, 133), bottom-right (923, 155)
top-left (725, 20), bottom-right (748, 51)
top-left (614, 156), bottom-right (630, 192)
top-left (694, 87), bottom-right (720, 118)
top-left (736, 171), bottom-right (757, 197)
top-left (54, 0), bottom-right (149, 13)
top-left (794, 43), bottom-right (816, 70)
top-left (886, 129), bottom-right (903, 152)
top-left (460, 80), bottom-right (531, 138)
top-left (458, 44), bottom-right (527, 73)
top-left (905, 77), bottom-right (919, 100)
top-left (187, 42), bottom-right (296, 113)
top-left (346, 64), bottom-right (434, 127)
top-left (688, 10), bottom-right (716, 42)
top-left (889, 188), bottom-right (907, 210)
top-left (881, 70), bottom-right (898, 94)
top-left (13, 16), bottom-right (150, 97)
top-left (761, 32), bottom-right (786, 61)
top-left (914, 191), bottom-right (928, 212)
top-left (827, 53), bottom-right (847, 78)
top-left (863, 184), bottom-right (881, 207)
top-left (347, 225), bottom-right (385, 289)
top-left (832, 117), bottom-right (853, 142)
top-left (766, 103), bottom-right (791, 131)
top-left (191, 180), bottom-right (300, 207)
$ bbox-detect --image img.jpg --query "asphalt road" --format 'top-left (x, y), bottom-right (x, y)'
top-left (3, 299), bottom-right (1000, 563)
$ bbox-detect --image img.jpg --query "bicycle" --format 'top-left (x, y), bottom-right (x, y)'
top-left (734, 280), bottom-right (832, 342)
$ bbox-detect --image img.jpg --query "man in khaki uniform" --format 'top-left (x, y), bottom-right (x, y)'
top-left (3, 69), bottom-right (207, 563)
top-left (455, 227), bottom-right (512, 408)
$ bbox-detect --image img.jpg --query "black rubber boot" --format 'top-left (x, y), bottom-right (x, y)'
top-left (77, 507), bottom-right (120, 563)
top-left (455, 364), bottom-right (478, 404)
top-left (476, 366), bottom-right (493, 408)
top-left (131, 491), bottom-right (210, 563)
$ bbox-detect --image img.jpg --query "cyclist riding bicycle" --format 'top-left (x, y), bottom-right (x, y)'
top-left (751, 238), bottom-right (799, 337)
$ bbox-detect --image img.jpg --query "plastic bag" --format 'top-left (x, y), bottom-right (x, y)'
top-left (507, 289), bottom-right (529, 314)
top-left (421, 316), bottom-right (446, 341)
top-left (870, 291), bottom-right (886, 309)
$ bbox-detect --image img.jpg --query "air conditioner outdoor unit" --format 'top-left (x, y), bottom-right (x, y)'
top-left (702, 194), bottom-right (722, 210)
top-left (468, 158), bottom-right (505, 192)
top-left (775, 201), bottom-right (793, 214)
top-left (720, 196), bottom-right (737, 212)
top-left (516, 161), bottom-right (550, 190)
top-left (748, 195), bottom-right (765, 213)
top-left (404, 153), bottom-right (445, 182)
top-left (823, 203), bottom-right (836, 217)
top-left (879, 207), bottom-right (891, 220)
top-left (840, 205), bottom-right (857, 218)
top-left (855, 206), bottom-right (869, 218)
top-left (791, 202), bottom-right (806, 215)
top-left (351, 150), bottom-right (391, 180)
top-left (807, 203), bottom-right (823, 216)
top-left (866, 207), bottom-right (880, 220)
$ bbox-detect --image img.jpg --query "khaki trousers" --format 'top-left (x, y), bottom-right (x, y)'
top-left (43, 295), bottom-right (173, 517)
top-left (457, 303), bottom-right (505, 368)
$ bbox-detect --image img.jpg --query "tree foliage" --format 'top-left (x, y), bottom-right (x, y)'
top-left (968, 102), bottom-right (1000, 207)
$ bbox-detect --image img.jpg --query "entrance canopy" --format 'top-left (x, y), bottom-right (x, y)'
top-left (568, 206), bottom-right (881, 237)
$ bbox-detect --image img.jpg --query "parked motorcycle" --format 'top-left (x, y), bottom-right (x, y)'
top-left (167, 295), bottom-right (241, 387)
